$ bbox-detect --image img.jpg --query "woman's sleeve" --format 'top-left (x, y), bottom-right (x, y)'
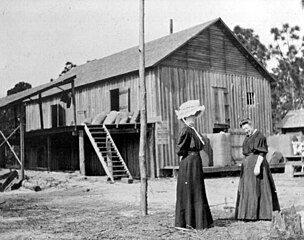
top-left (253, 132), bottom-right (268, 156)
top-left (176, 127), bottom-right (190, 157)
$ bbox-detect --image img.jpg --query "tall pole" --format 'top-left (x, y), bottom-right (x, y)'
top-left (20, 104), bottom-right (25, 180)
top-left (139, 0), bottom-right (148, 216)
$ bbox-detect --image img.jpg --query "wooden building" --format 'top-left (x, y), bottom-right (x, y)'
top-left (0, 18), bottom-right (274, 178)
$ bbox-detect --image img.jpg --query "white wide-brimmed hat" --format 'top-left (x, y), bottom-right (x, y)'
top-left (175, 100), bottom-right (205, 120)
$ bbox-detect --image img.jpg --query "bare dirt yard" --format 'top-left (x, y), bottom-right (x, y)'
top-left (1, 164), bottom-right (304, 240)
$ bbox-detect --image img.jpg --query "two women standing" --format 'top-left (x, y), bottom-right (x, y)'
top-left (174, 100), bottom-right (280, 230)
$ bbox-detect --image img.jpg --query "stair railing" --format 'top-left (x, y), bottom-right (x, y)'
top-left (102, 124), bottom-right (133, 180)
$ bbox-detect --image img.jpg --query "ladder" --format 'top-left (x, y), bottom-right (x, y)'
top-left (84, 124), bottom-right (133, 183)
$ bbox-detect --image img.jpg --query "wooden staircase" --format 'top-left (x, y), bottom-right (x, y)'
top-left (84, 124), bottom-right (133, 183)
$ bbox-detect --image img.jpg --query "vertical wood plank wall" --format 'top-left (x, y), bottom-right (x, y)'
top-left (25, 69), bottom-right (159, 131)
top-left (157, 66), bottom-right (272, 168)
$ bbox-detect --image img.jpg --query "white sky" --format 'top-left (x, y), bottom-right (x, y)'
top-left (1, 0), bottom-right (304, 97)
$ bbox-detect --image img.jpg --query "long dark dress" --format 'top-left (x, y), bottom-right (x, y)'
top-left (235, 130), bottom-right (280, 220)
top-left (175, 126), bottom-right (213, 229)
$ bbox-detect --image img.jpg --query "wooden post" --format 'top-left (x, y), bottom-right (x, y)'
top-left (71, 80), bottom-right (77, 133)
top-left (78, 130), bottom-right (86, 175)
top-left (149, 127), bottom-right (155, 179)
top-left (19, 106), bottom-right (25, 180)
top-left (271, 206), bottom-right (303, 237)
top-left (139, 0), bottom-right (148, 216)
top-left (47, 135), bottom-right (52, 171)
top-left (170, 19), bottom-right (173, 34)
top-left (38, 94), bottom-right (44, 129)
top-left (106, 138), bottom-right (113, 178)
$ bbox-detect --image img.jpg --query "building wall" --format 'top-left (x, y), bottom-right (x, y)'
top-left (160, 24), bottom-right (263, 78)
top-left (154, 23), bottom-right (272, 169)
top-left (155, 67), bottom-right (272, 168)
top-left (25, 69), bottom-right (159, 131)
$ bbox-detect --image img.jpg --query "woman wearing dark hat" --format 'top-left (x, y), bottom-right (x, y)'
top-left (174, 100), bottom-right (213, 230)
top-left (235, 118), bottom-right (280, 220)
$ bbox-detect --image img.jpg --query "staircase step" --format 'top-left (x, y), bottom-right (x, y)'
top-left (113, 170), bottom-right (127, 173)
top-left (90, 132), bottom-right (106, 135)
top-left (99, 151), bottom-right (119, 155)
top-left (113, 174), bottom-right (129, 178)
top-left (97, 145), bottom-right (114, 149)
top-left (84, 124), bottom-right (132, 182)
top-left (108, 160), bottom-right (123, 164)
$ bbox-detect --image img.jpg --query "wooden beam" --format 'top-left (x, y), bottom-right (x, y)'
top-left (148, 127), bottom-right (155, 179)
top-left (0, 75), bottom-right (76, 110)
top-left (20, 105), bottom-right (25, 180)
top-left (47, 136), bottom-right (52, 171)
top-left (38, 94), bottom-right (44, 129)
top-left (71, 79), bottom-right (77, 133)
top-left (78, 130), bottom-right (85, 175)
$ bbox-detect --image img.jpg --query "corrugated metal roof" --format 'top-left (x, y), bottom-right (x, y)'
top-left (280, 109), bottom-right (304, 128)
top-left (0, 17), bottom-right (274, 109)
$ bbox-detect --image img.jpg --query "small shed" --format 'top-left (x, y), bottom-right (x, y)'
top-left (279, 109), bottom-right (304, 136)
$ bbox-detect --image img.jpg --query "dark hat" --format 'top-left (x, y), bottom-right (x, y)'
top-left (239, 118), bottom-right (252, 127)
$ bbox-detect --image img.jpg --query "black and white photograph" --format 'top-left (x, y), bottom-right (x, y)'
top-left (1, 0), bottom-right (304, 239)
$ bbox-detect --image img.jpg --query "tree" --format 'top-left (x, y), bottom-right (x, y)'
top-left (59, 61), bottom-right (77, 77)
top-left (233, 25), bottom-right (270, 67)
top-left (7, 82), bottom-right (32, 96)
top-left (233, 26), bottom-right (279, 131)
top-left (234, 24), bottom-right (304, 132)
top-left (269, 23), bottom-right (304, 123)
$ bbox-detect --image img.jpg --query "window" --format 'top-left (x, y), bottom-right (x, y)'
top-left (212, 87), bottom-right (230, 132)
top-left (110, 89), bottom-right (119, 111)
top-left (51, 104), bottom-right (65, 127)
top-left (246, 92), bottom-right (255, 106)
top-left (110, 87), bottom-right (130, 112)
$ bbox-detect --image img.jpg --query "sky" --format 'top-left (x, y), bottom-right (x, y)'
top-left (1, 0), bottom-right (304, 98)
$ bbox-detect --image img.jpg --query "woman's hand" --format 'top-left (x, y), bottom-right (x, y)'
top-left (254, 155), bottom-right (263, 176)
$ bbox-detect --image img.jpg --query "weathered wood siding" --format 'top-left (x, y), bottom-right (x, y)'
top-left (154, 23), bottom-right (272, 169)
top-left (25, 133), bottom-right (79, 171)
top-left (156, 66), bottom-right (271, 168)
top-left (160, 24), bottom-right (263, 78)
top-left (25, 69), bottom-right (159, 131)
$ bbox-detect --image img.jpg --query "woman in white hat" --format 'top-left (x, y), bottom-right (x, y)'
top-left (174, 100), bottom-right (213, 230)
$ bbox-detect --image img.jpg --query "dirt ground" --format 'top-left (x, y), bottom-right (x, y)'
top-left (1, 163), bottom-right (304, 240)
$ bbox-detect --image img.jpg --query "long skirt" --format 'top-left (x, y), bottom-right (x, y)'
top-left (235, 154), bottom-right (280, 220)
top-left (175, 154), bottom-right (213, 229)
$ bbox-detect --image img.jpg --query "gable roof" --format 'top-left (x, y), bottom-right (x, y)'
top-left (279, 109), bottom-right (304, 129)
top-left (0, 17), bottom-right (274, 109)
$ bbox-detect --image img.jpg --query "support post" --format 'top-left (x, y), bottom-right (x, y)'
top-left (71, 80), bottom-right (77, 133)
top-left (139, 0), bottom-right (148, 216)
top-left (149, 127), bottom-right (156, 179)
top-left (19, 107), bottom-right (25, 180)
top-left (47, 136), bottom-right (52, 171)
top-left (170, 19), bottom-right (173, 34)
top-left (78, 130), bottom-right (86, 175)
top-left (38, 94), bottom-right (44, 129)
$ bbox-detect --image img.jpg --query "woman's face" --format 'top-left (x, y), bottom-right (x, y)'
top-left (242, 123), bottom-right (254, 136)
top-left (184, 115), bottom-right (196, 125)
